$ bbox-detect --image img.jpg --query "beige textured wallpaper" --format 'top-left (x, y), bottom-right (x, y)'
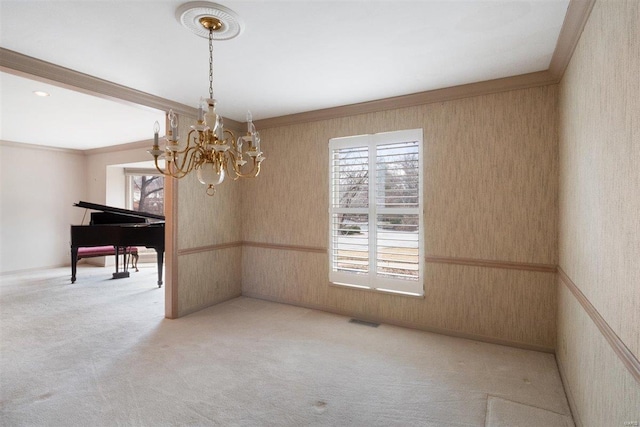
top-left (558, 0), bottom-right (640, 424)
top-left (177, 165), bottom-right (242, 249)
top-left (241, 85), bottom-right (559, 349)
top-left (243, 247), bottom-right (556, 348)
top-left (243, 87), bottom-right (558, 264)
top-left (557, 283), bottom-right (640, 425)
top-left (178, 248), bottom-right (242, 316)
top-left (174, 115), bottom-right (243, 316)
top-left (559, 0), bottom-right (640, 358)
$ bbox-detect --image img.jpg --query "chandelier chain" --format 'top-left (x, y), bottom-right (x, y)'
top-left (208, 29), bottom-right (214, 100)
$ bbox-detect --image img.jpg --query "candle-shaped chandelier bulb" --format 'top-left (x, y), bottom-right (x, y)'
top-left (148, 3), bottom-right (264, 196)
top-left (215, 116), bottom-right (224, 140)
top-left (197, 100), bottom-right (204, 123)
top-left (153, 121), bottom-right (160, 144)
top-left (168, 109), bottom-right (178, 142)
top-left (204, 99), bottom-right (217, 129)
top-left (148, 121), bottom-right (164, 159)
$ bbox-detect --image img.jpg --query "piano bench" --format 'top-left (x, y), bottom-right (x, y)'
top-left (76, 246), bottom-right (139, 271)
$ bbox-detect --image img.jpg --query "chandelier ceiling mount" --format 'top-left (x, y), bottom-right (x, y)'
top-left (199, 17), bottom-right (223, 32)
top-left (176, 1), bottom-right (243, 40)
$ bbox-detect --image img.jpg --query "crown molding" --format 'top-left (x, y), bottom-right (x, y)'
top-left (254, 0), bottom-right (594, 130)
top-left (548, 0), bottom-right (597, 79)
top-left (82, 138), bottom-right (156, 156)
top-left (3, 137), bottom-right (170, 157)
top-left (0, 47), bottom-right (243, 137)
top-left (1, 0), bottom-right (593, 133)
top-left (0, 139), bottom-right (84, 155)
top-left (0, 48), bottom-right (197, 118)
top-left (254, 70), bottom-right (557, 130)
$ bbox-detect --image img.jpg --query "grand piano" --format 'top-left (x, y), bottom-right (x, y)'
top-left (71, 201), bottom-right (165, 287)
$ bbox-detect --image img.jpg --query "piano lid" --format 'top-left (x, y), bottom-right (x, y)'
top-left (74, 201), bottom-right (165, 221)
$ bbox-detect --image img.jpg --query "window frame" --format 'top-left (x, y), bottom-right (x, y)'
top-left (124, 168), bottom-right (165, 215)
top-left (328, 128), bottom-right (424, 297)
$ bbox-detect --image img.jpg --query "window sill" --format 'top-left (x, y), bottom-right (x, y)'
top-left (328, 281), bottom-right (425, 299)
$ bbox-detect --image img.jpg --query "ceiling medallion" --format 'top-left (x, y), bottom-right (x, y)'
top-left (149, 2), bottom-right (263, 196)
top-left (176, 1), bottom-right (243, 40)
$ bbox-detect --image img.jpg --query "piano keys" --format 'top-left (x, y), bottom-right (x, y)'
top-left (71, 201), bottom-right (165, 287)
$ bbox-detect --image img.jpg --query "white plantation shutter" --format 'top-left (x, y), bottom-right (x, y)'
top-left (329, 129), bottom-right (424, 296)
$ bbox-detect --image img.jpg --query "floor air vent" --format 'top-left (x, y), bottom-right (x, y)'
top-left (349, 318), bottom-right (380, 327)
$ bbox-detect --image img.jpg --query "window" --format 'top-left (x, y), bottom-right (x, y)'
top-left (329, 129), bottom-right (424, 296)
top-left (125, 169), bottom-right (164, 217)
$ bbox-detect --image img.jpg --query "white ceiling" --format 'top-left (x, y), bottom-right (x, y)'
top-left (0, 0), bottom-right (570, 150)
top-left (0, 72), bottom-right (166, 149)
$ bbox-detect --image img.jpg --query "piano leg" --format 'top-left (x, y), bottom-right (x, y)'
top-left (156, 249), bottom-right (164, 288)
top-left (71, 246), bottom-right (78, 283)
top-left (122, 247), bottom-right (130, 274)
top-left (112, 246), bottom-right (130, 280)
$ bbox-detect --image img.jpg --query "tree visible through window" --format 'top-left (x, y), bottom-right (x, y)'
top-left (329, 129), bottom-right (424, 296)
top-left (127, 173), bottom-right (164, 217)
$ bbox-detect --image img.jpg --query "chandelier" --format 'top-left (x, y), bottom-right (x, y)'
top-left (148, 2), bottom-right (265, 196)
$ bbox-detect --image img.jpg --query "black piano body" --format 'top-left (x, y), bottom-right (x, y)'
top-left (71, 201), bottom-right (165, 287)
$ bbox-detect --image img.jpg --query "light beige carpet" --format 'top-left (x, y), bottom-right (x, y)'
top-left (1, 265), bottom-right (573, 426)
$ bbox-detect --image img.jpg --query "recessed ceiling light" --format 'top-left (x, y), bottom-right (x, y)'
top-left (33, 90), bottom-right (50, 97)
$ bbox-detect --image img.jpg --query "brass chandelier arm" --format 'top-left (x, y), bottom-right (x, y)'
top-left (175, 147), bottom-right (200, 177)
top-left (152, 136), bottom-right (202, 178)
top-left (152, 155), bottom-right (166, 176)
top-left (169, 132), bottom-right (204, 173)
top-left (228, 153), bottom-right (262, 180)
top-left (148, 3), bottom-right (265, 196)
